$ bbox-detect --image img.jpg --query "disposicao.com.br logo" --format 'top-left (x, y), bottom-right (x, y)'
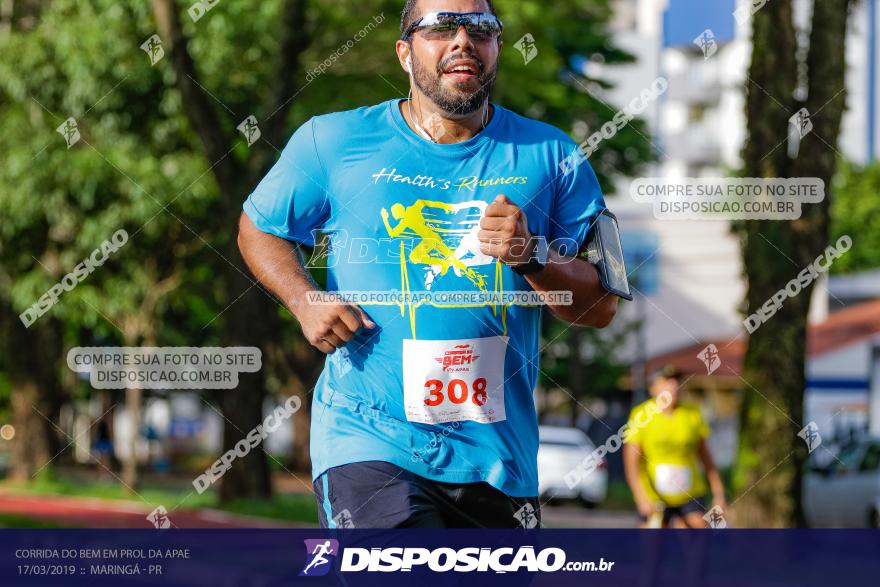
top-left (299, 540), bottom-right (614, 575)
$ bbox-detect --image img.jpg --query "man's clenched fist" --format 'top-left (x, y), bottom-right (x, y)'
top-left (295, 295), bottom-right (375, 354)
top-left (478, 194), bottom-right (535, 267)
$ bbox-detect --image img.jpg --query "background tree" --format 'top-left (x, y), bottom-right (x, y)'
top-left (0, 0), bottom-right (217, 486)
top-left (735, 0), bottom-right (854, 527)
top-left (830, 160), bottom-right (880, 273)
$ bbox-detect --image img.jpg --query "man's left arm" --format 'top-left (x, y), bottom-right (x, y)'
top-left (478, 194), bottom-right (618, 328)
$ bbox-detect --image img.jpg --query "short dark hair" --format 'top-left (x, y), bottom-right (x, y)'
top-left (651, 364), bottom-right (684, 383)
top-left (400, 0), bottom-right (498, 39)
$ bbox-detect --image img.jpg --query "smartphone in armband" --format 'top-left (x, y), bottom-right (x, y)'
top-left (582, 209), bottom-right (633, 301)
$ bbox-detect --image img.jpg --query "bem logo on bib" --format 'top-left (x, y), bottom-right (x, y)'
top-left (435, 343), bottom-right (480, 373)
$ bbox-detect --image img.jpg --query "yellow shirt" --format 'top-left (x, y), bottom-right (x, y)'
top-left (625, 399), bottom-right (709, 507)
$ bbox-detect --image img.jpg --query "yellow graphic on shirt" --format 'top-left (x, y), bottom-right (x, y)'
top-left (378, 199), bottom-right (510, 338)
top-left (381, 200), bottom-right (488, 291)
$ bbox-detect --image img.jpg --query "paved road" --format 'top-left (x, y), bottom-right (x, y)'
top-left (541, 504), bottom-right (639, 528)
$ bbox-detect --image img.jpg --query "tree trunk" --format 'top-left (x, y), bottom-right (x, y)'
top-left (1, 303), bottom-right (64, 481)
top-left (736, 0), bottom-right (851, 527)
top-left (10, 380), bottom-right (56, 481)
top-left (290, 388), bottom-right (313, 472)
top-left (122, 387), bottom-right (141, 490)
top-left (217, 276), bottom-right (274, 501)
top-left (216, 184), bottom-right (275, 503)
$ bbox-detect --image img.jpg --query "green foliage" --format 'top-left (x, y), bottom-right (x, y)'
top-left (830, 160), bottom-right (880, 273)
top-left (0, 0), bottom-right (214, 348)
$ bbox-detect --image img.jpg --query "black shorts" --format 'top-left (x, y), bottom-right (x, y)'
top-left (638, 496), bottom-right (707, 524)
top-left (313, 461), bottom-right (541, 529)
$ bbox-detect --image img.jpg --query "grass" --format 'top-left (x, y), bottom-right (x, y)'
top-left (602, 480), bottom-right (636, 511)
top-left (221, 493), bottom-right (317, 523)
top-left (0, 474), bottom-right (318, 526)
top-left (4, 475), bottom-right (215, 508)
top-left (0, 514), bottom-right (68, 528)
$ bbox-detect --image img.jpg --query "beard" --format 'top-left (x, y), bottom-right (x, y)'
top-left (410, 51), bottom-right (498, 116)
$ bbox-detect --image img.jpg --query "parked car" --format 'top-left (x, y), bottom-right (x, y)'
top-left (537, 425), bottom-right (607, 507)
top-left (803, 438), bottom-right (880, 527)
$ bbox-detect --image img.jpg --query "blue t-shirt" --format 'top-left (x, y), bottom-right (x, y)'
top-left (243, 99), bottom-right (605, 497)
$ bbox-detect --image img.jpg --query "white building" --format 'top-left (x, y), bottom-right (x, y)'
top-left (590, 0), bottom-right (879, 359)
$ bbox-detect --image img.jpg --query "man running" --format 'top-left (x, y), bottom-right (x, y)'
top-left (623, 366), bottom-right (727, 528)
top-left (238, 0), bottom-right (620, 528)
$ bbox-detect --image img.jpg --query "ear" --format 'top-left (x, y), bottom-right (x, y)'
top-left (395, 39), bottom-right (412, 74)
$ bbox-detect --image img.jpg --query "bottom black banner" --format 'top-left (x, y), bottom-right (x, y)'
top-left (2, 529), bottom-right (878, 586)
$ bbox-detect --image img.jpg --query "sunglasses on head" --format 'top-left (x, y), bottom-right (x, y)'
top-left (401, 11), bottom-right (503, 42)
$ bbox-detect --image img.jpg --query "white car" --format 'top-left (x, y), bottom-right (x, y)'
top-left (537, 425), bottom-right (607, 507)
top-left (803, 438), bottom-right (880, 527)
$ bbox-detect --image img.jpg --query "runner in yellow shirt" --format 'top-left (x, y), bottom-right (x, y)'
top-left (623, 366), bottom-right (726, 528)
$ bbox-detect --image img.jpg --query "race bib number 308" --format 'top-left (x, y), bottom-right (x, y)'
top-left (402, 336), bottom-right (508, 425)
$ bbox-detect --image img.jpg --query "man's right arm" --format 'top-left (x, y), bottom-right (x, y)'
top-left (237, 212), bottom-right (375, 354)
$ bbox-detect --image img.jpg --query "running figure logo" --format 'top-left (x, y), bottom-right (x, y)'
top-left (237, 115), bottom-right (261, 147)
top-left (697, 344), bottom-right (721, 375)
top-left (797, 422), bottom-right (822, 454)
top-left (692, 29), bottom-right (718, 60)
top-left (513, 503), bottom-right (539, 529)
top-left (703, 505), bottom-right (728, 529)
top-left (299, 539), bottom-right (339, 577)
top-left (381, 199), bottom-right (493, 291)
top-left (139, 34), bottom-right (165, 66)
top-left (56, 117), bottom-right (80, 149)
